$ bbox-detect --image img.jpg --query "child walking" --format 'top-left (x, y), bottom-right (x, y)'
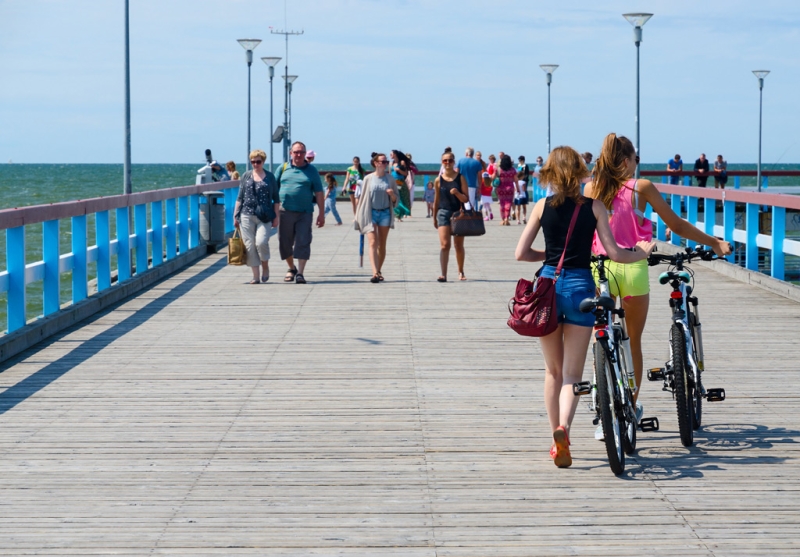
top-left (480, 172), bottom-right (494, 221)
top-left (424, 180), bottom-right (436, 218)
top-left (324, 173), bottom-right (343, 225)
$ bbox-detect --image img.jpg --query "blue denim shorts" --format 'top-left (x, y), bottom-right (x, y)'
top-left (539, 265), bottom-right (596, 327)
top-left (372, 207), bottom-right (391, 227)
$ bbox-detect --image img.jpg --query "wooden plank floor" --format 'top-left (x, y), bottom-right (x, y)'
top-left (0, 203), bottom-right (798, 556)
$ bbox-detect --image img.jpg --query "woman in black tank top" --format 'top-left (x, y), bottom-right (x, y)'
top-left (514, 146), bottom-right (654, 469)
top-left (433, 152), bottom-right (469, 282)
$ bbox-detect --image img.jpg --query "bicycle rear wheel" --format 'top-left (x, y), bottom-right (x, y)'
top-left (670, 324), bottom-right (694, 447)
top-left (595, 342), bottom-right (625, 475)
top-left (689, 311), bottom-right (703, 430)
top-left (615, 328), bottom-right (637, 455)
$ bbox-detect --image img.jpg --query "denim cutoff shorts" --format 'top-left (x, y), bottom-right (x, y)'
top-left (372, 207), bottom-right (391, 227)
top-left (539, 265), bottom-right (595, 327)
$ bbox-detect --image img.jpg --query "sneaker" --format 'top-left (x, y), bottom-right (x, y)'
top-left (595, 424), bottom-right (604, 441)
top-left (483, 216), bottom-right (490, 221)
top-left (553, 426), bottom-right (572, 468)
top-left (635, 403), bottom-right (644, 425)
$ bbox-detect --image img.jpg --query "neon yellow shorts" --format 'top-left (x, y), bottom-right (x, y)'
top-left (593, 258), bottom-right (650, 299)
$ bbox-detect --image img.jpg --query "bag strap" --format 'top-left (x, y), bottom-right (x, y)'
top-left (554, 203), bottom-right (582, 278)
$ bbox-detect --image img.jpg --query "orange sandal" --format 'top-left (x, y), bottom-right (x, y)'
top-left (553, 426), bottom-right (572, 468)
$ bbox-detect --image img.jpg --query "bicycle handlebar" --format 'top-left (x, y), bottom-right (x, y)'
top-left (647, 246), bottom-right (719, 267)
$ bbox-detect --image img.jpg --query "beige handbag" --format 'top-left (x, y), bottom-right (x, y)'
top-left (227, 227), bottom-right (246, 266)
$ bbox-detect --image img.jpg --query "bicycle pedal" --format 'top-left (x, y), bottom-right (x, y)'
top-left (639, 417), bottom-right (659, 432)
top-left (647, 367), bottom-right (665, 381)
top-left (705, 388), bottom-right (726, 402)
top-left (572, 381), bottom-right (592, 396)
top-left (592, 416), bottom-right (600, 426)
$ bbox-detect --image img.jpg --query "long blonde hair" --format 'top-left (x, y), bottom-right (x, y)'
top-left (593, 133), bottom-right (635, 210)
top-left (538, 146), bottom-right (589, 207)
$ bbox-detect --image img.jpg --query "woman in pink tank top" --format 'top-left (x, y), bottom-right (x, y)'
top-left (584, 133), bottom-right (732, 428)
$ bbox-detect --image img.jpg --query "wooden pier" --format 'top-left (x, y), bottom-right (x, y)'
top-left (0, 204), bottom-right (798, 555)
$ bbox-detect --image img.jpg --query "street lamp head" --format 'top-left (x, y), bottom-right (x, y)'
top-left (623, 13), bottom-right (653, 27)
top-left (539, 64), bottom-right (559, 75)
top-left (237, 39), bottom-right (262, 51)
top-left (283, 75), bottom-right (298, 83)
top-left (752, 70), bottom-right (770, 79)
top-left (261, 56), bottom-right (281, 67)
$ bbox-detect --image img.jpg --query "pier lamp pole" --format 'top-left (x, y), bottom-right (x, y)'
top-left (271, 29), bottom-right (304, 164)
top-left (623, 13), bottom-right (653, 179)
top-left (752, 70), bottom-right (770, 193)
top-left (238, 39), bottom-right (262, 171)
top-left (283, 75), bottom-right (298, 149)
top-left (123, 0), bottom-right (131, 195)
top-left (539, 65), bottom-right (558, 154)
top-left (262, 56), bottom-right (282, 173)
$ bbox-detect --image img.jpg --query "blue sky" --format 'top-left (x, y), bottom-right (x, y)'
top-left (1, 0), bottom-right (799, 165)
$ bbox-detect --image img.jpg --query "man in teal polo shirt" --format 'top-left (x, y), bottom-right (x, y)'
top-left (276, 141), bottom-right (325, 284)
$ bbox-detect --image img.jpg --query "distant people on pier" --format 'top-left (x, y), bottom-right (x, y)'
top-left (424, 180), bottom-right (435, 218)
top-left (233, 150), bottom-right (279, 284)
top-left (480, 172), bottom-right (494, 221)
top-left (323, 174), bottom-right (343, 226)
top-left (667, 154), bottom-right (683, 185)
top-left (714, 155), bottom-right (728, 189)
top-left (405, 152), bottom-right (416, 213)
top-left (534, 156), bottom-right (544, 176)
top-left (515, 156), bottom-right (531, 224)
top-left (585, 133), bottom-right (732, 439)
top-left (390, 150), bottom-right (412, 220)
top-left (694, 153), bottom-right (710, 187)
top-left (344, 156), bottom-right (365, 215)
top-left (276, 141), bottom-right (325, 284)
top-left (433, 151), bottom-right (470, 281)
top-left (354, 152), bottom-right (400, 283)
top-left (496, 155), bottom-right (517, 226)
top-left (486, 154), bottom-right (497, 182)
top-left (515, 145), bottom-right (655, 469)
top-left (475, 151), bottom-right (487, 171)
top-left (305, 150), bottom-right (316, 164)
top-left (457, 147), bottom-right (483, 210)
top-left (581, 152), bottom-right (593, 166)
top-left (226, 161), bottom-right (240, 181)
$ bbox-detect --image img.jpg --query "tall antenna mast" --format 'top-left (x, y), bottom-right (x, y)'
top-left (270, 29), bottom-right (303, 163)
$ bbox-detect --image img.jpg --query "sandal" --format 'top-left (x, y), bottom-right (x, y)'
top-left (261, 275), bottom-right (269, 283)
top-left (458, 272), bottom-right (467, 281)
top-left (553, 426), bottom-right (572, 468)
top-left (370, 275), bottom-right (380, 283)
top-left (437, 276), bottom-right (447, 283)
top-left (295, 273), bottom-right (306, 284)
top-left (248, 279), bottom-right (260, 285)
top-left (377, 272), bottom-right (384, 282)
top-left (284, 268), bottom-right (298, 282)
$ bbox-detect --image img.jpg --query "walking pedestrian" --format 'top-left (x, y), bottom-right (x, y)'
top-left (276, 141), bottom-right (325, 284)
top-left (515, 155), bottom-right (531, 223)
top-left (585, 133), bottom-right (732, 439)
top-left (233, 150), bottom-right (280, 284)
top-left (515, 145), bottom-right (654, 468)
top-left (324, 174), bottom-right (343, 225)
top-left (480, 171), bottom-right (494, 221)
top-left (424, 180), bottom-right (435, 218)
top-left (344, 156), bottom-right (365, 215)
top-left (354, 152), bottom-right (399, 283)
top-left (390, 150), bottom-right (412, 220)
top-left (226, 161), bottom-right (240, 181)
top-left (457, 147), bottom-right (484, 209)
top-left (496, 154), bottom-right (516, 225)
top-left (433, 151), bottom-right (470, 281)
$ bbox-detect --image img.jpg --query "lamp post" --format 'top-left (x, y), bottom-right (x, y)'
top-left (270, 29), bottom-right (304, 163)
top-left (623, 13), bottom-right (653, 179)
top-left (261, 56), bottom-right (282, 173)
top-left (539, 65), bottom-right (558, 154)
top-left (283, 75), bottom-right (298, 149)
top-left (752, 70), bottom-right (770, 193)
top-left (123, 0), bottom-right (131, 195)
top-left (237, 39), bottom-right (261, 171)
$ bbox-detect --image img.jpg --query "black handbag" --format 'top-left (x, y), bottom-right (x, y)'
top-left (450, 204), bottom-right (486, 237)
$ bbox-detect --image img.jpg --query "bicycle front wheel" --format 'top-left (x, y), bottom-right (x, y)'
top-left (670, 324), bottom-right (694, 447)
top-left (595, 342), bottom-right (625, 475)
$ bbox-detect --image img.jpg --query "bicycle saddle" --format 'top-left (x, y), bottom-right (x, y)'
top-left (658, 271), bottom-right (691, 285)
top-left (579, 296), bottom-right (615, 314)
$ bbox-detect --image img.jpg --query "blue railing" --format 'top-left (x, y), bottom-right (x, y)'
top-left (1, 181), bottom-right (240, 335)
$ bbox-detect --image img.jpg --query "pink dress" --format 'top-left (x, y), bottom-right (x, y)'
top-left (592, 179), bottom-right (652, 254)
top-left (496, 168), bottom-right (517, 219)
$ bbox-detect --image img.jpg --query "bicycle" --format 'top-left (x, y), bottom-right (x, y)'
top-left (647, 246), bottom-right (726, 447)
top-left (572, 255), bottom-right (658, 475)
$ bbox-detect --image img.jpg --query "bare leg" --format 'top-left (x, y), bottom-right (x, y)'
top-left (540, 324), bottom-right (593, 433)
top-left (350, 194), bottom-right (357, 215)
top-left (621, 294), bottom-right (650, 403)
top-left (438, 226), bottom-right (451, 279)
top-left (376, 225), bottom-right (390, 272)
top-left (453, 235), bottom-right (466, 279)
top-left (367, 231), bottom-right (379, 275)
top-left (285, 256), bottom-right (295, 272)
top-left (250, 266), bottom-right (260, 281)
top-left (297, 259), bottom-right (307, 275)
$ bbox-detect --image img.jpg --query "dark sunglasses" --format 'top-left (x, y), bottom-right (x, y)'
top-left (250, 159), bottom-right (263, 164)
top-left (442, 159), bottom-right (455, 163)
top-left (376, 160), bottom-right (389, 164)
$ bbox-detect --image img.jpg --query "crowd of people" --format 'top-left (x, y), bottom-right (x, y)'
top-left (666, 153), bottom-right (728, 188)
top-left (230, 137), bottom-right (733, 470)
